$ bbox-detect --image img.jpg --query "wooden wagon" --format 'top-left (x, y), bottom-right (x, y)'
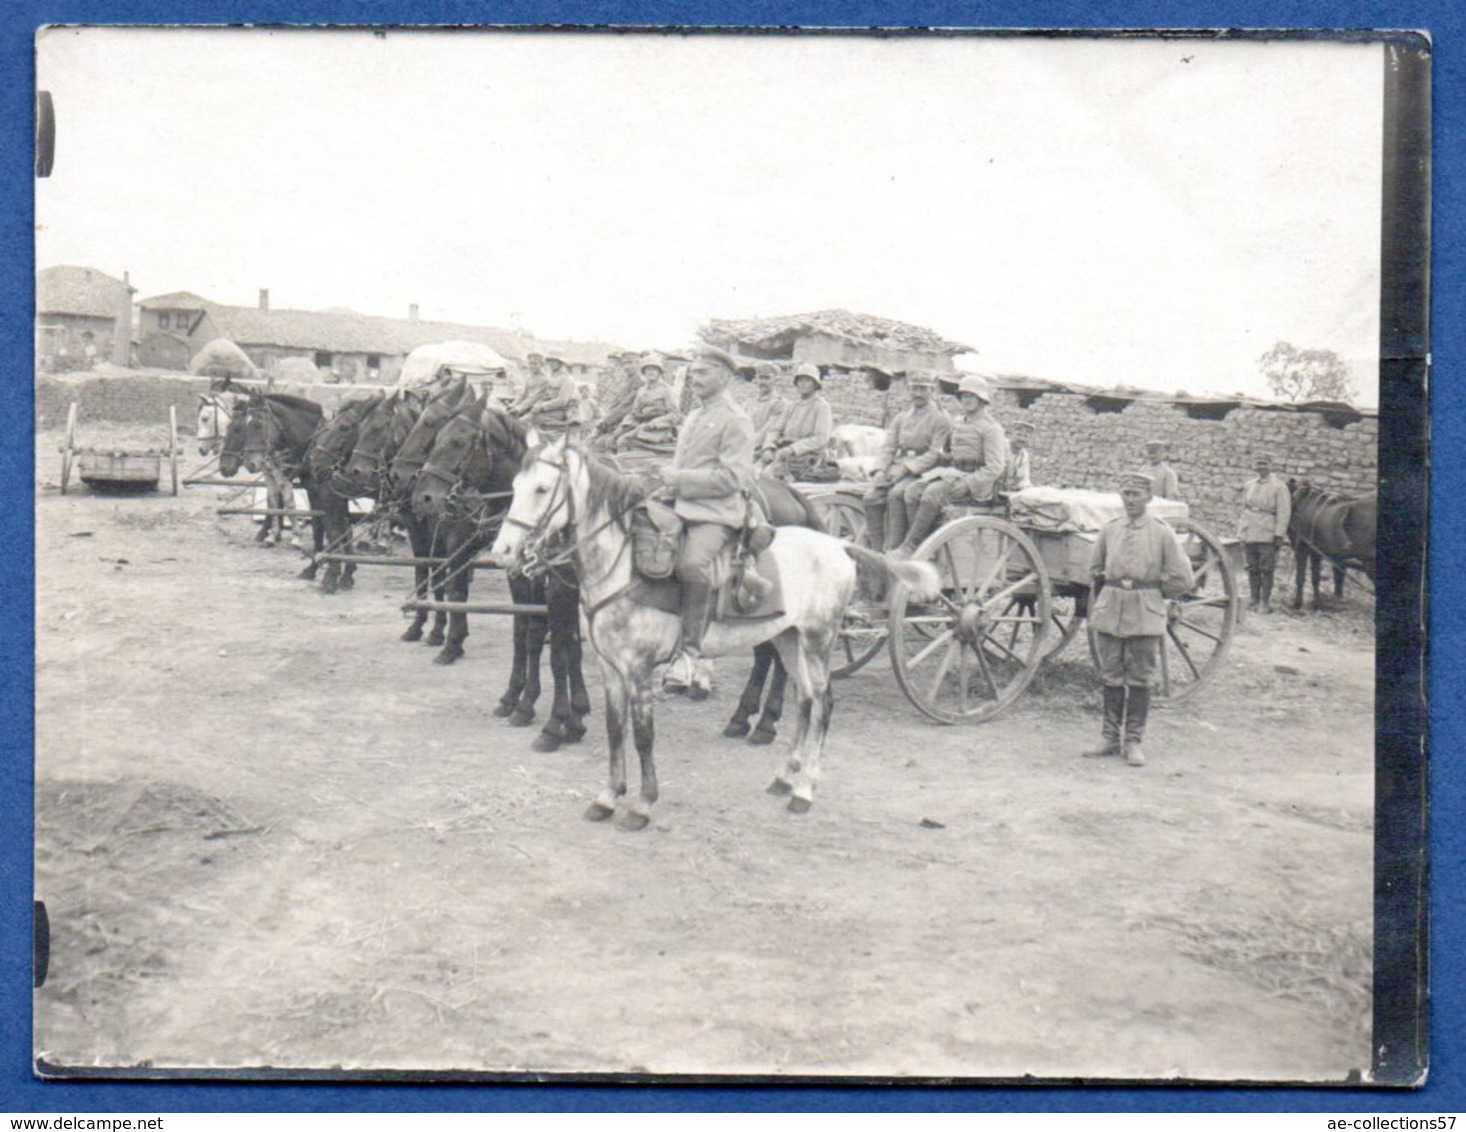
top-left (794, 480), bottom-right (1241, 723)
top-left (58, 403), bottom-right (180, 496)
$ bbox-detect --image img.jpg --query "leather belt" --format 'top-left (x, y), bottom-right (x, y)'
top-left (953, 460), bottom-right (980, 472)
top-left (1112, 578), bottom-right (1161, 590)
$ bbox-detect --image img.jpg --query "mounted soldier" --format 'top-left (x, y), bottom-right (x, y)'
top-left (892, 373), bottom-right (1008, 556)
top-left (651, 346), bottom-right (757, 693)
top-left (862, 370), bottom-right (953, 552)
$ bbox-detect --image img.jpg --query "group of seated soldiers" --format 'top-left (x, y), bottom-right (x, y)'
top-left (507, 350), bottom-right (1038, 553)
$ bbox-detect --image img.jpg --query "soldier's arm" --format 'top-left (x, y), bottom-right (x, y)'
top-left (1274, 481), bottom-right (1292, 541)
top-left (1159, 524), bottom-right (1196, 598)
top-left (905, 413), bottom-right (953, 475)
top-left (788, 401), bottom-right (834, 456)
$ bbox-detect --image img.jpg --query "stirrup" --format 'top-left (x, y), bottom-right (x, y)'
top-left (663, 651), bottom-right (698, 690)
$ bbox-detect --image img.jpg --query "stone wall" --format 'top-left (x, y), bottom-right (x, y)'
top-left (724, 369), bottom-right (1378, 531)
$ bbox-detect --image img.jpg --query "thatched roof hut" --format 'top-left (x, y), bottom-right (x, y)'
top-left (700, 310), bottom-right (972, 374)
top-left (188, 338), bottom-right (259, 379)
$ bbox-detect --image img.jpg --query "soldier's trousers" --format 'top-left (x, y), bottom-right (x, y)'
top-left (1093, 632), bottom-right (1161, 687)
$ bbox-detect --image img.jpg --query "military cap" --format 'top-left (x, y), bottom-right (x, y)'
top-left (1008, 419), bottom-right (1035, 434)
top-left (906, 370), bottom-right (938, 389)
top-left (693, 345), bottom-right (742, 374)
top-left (1119, 471), bottom-right (1155, 491)
top-left (1145, 438), bottom-right (1170, 451)
top-left (793, 362), bottom-right (823, 387)
top-left (753, 361), bottom-right (779, 380)
top-left (956, 374), bottom-right (993, 401)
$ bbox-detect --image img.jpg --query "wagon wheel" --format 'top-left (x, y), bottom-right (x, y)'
top-left (889, 515), bottom-right (1053, 724)
top-left (1035, 585), bottom-right (1088, 663)
top-left (59, 402), bottom-right (78, 495)
top-left (1084, 517), bottom-right (1239, 703)
top-left (168, 405), bottom-right (181, 496)
top-left (807, 491), bottom-right (888, 677)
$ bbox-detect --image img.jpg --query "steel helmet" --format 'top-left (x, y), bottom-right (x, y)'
top-left (956, 374), bottom-right (993, 402)
top-left (639, 352), bottom-right (666, 374)
top-left (793, 362), bottom-right (823, 387)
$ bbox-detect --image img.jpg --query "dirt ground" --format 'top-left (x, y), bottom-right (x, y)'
top-left (33, 429), bottom-right (1377, 1082)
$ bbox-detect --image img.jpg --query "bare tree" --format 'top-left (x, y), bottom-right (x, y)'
top-left (1257, 340), bottom-right (1355, 402)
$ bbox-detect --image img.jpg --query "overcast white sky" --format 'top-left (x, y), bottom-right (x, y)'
top-left (36, 28), bottom-right (1383, 403)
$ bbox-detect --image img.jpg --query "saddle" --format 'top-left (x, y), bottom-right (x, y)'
top-left (627, 499), bottom-right (784, 621)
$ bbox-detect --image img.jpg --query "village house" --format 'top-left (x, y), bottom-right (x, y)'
top-left (36, 265), bottom-right (136, 370)
top-left (135, 288), bottom-right (616, 382)
top-left (700, 309), bottom-right (971, 377)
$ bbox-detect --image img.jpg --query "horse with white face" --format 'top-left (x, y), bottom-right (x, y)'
top-left (491, 434), bottom-right (938, 829)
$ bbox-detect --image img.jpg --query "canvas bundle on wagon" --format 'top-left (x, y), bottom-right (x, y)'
top-left (58, 402), bottom-right (180, 496)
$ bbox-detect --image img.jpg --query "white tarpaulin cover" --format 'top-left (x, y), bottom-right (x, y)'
top-left (1009, 485), bottom-right (1188, 533)
top-left (396, 341), bottom-right (510, 388)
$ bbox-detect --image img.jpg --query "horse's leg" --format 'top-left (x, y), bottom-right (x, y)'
top-left (565, 596), bottom-right (593, 724)
top-left (425, 526), bottom-right (448, 646)
top-left (620, 671), bottom-right (660, 831)
top-left (509, 577), bottom-right (546, 724)
top-left (724, 642), bottom-right (772, 739)
top-left (535, 578), bottom-right (587, 750)
top-left (778, 631), bottom-right (834, 814)
top-left (255, 474), bottom-right (276, 544)
top-left (1333, 564), bottom-right (1346, 602)
top-left (317, 493), bottom-right (346, 595)
top-left (585, 659), bottom-right (629, 823)
top-left (1309, 550), bottom-right (1323, 610)
top-left (401, 520), bottom-right (430, 641)
top-left (1291, 540), bottom-right (1306, 610)
top-left (766, 631), bottom-right (811, 800)
top-left (496, 574), bottom-right (531, 716)
top-left (433, 531), bottom-right (472, 664)
top-left (750, 649), bottom-right (789, 747)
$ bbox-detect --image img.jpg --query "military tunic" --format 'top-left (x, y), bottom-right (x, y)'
top-left (1088, 512), bottom-right (1195, 686)
top-left (1238, 475), bottom-right (1291, 543)
top-left (1147, 461), bottom-right (1180, 500)
top-left (765, 393), bottom-right (834, 458)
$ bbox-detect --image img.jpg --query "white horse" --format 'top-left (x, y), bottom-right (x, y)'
top-left (490, 433), bottom-right (938, 829)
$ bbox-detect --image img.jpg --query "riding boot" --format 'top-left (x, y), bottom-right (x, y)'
top-left (1082, 685), bottom-right (1124, 757)
top-left (885, 499), bottom-right (910, 553)
top-left (896, 495), bottom-right (945, 556)
top-left (1259, 575), bottom-right (1275, 615)
top-left (1246, 570), bottom-right (1261, 612)
top-left (1123, 685), bottom-right (1150, 766)
top-left (666, 582), bottom-right (715, 691)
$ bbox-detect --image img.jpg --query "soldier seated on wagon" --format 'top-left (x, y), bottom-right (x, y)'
top-left (607, 353), bottom-right (682, 455)
top-left (758, 363), bottom-right (835, 481)
top-left (862, 370), bottom-right (953, 552)
top-left (891, 374), bottom-right (1010, 556)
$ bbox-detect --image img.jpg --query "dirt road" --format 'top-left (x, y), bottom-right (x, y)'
top-left (34, 436), bottom-right (1375, 1081)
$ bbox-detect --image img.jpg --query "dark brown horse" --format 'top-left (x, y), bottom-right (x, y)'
top-left (235, 391), bottom-right (328, 566)
top-left (1287, 479), bottom-right (1377, 609)
top-left (409, 393), bottom-right (592, 750)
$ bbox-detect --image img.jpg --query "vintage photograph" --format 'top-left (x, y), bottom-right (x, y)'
top-left (33, 27), bottom-right (1406, 1081)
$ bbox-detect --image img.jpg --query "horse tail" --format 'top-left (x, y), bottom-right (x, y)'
top-left (842, 544), bottom-right (941, 601)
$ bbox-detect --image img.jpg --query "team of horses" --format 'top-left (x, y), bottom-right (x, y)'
top-left (1286, 479), bottom-right (1377, 610)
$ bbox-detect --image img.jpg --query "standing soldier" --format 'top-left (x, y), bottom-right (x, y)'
top-left (1004, 419), bottom-right (1035, 492)
top-left (892, 374), bottom-right (1008, 555)
top-left (1083, 472), bottom-right (1196, 767)
top-left (862, 370), bottom-right (952, 552)
top-left (1145, 439), bottom-right (1181, 500)
top-left (655, 346), bottom-right (757, 693)
top-left (1238, 453), bottom-right (1292, 615)
top-left (759, 363), bottom-right (834, 479)
top-left (748, 362), bottom-right (788, 447)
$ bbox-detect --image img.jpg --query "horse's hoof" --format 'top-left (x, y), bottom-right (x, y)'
top-left (319, 581), bottom-right (338, 596)
top-left (425, 631), bottom-right (446, 647)
top-left (617, 809), bottom-right (651, 832)
top-left (564, 722), bottom-right (588, 743)
top-left (766, 778), bottom-right (793, 796)
top-left (400, 626), bottom-right (424, 643)
top-left (508, 708), bottom-right (535, 727)
top-left (296, 566), bottom-right (316, 581)
top-left (787, 795), bottom-right (813, 815)
top-left (338, 576), bottom-right (355, 591)
top-left (583, 800), bottom-right (615, 822)
top-left (723, 720), bottom-right (752, 740)
top-left (492, 702), bottom-right (516, 718)
top-left (748, 726), bottom-right (778, 747)
top-left (433, 645), bottom-right (464, 666)
top-left (531, 731), bottom-right (562, 753)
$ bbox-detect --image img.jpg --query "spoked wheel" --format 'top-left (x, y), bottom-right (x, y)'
top-left (1156, 518), bottom-right (1240, 703)
top-left (1085, 517), bottom-right (1239, 703)
top-left (1035, 586), bottom-right (1088, 663)
top-left (889, 515), bottom-right (1053, 724)
top-left (807, 490), bottom-right (887, 677)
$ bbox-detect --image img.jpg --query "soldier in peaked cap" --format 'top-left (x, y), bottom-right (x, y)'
top-left (863, 370), bottom-right (953, 551)
top-left (891, 373), bottom-right (1007, 556)
top-left (1145, 439), bottom-right (1181, 500)
top-left (657, 346), bottom-right (757, 692)
top-left (1083, 470), bottom-right (1195, 768)
top-left (1237, 452), bottom-right (1291, 615)
top-left (1004, 419), bottom-right (1035, 493)
top-left (748, 361), bottom-right (789, 446)
top-left (759, 362), bottom-right (834, 479)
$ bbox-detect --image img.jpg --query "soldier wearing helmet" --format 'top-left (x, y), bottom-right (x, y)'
top-left (892, 373), bottom-right (1009, 555)
top-left (862, 370), bottom-right (954, 552)
top-left (759, 362), bottom-right (833, 479)
top-left (607, 352), bottom-right (682, 454)
top-left (748, 361), bottom-right (789, 446)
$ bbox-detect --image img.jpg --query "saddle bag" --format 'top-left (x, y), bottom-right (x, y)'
top-left (630, 498), bottom-right (683, 580)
